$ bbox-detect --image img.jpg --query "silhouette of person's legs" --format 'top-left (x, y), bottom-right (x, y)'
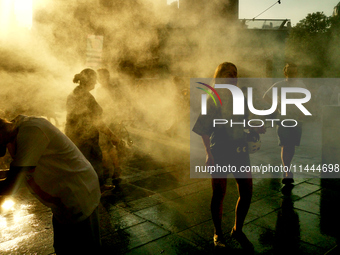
top-left (211, 178), bottom-right (227, 237)
top-left (281, 145), bottom-right (295, 183)
top-left (233, 177), bottom-right (253, 232)
top-left (211, 173), bottom-right (253, 250)
top-left (229, 173), bottom-right (254, 251)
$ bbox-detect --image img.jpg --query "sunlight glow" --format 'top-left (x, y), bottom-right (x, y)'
top-left (0, 204), bottom-right (36, 253)
top-left (14, 0), bottom-right (33, 29)
top-left (1, 199), bottom-right (15, 211)
top-left (0, 0), bottom-right (32, 34)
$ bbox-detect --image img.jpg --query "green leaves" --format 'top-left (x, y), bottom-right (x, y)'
top-left (286, 12), bottom-right (340, 77)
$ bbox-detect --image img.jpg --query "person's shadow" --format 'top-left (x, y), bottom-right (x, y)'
top-left (320, 179), bottom-right (340, 254)
top-left (273, 185), bottom-right (301, 254)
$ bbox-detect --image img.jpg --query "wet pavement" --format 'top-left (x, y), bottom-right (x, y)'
top-left (1, 121), bottom-right (340, 254)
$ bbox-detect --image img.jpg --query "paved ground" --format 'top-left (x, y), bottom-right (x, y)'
top-left (0, 120), bottom-right (339, 254)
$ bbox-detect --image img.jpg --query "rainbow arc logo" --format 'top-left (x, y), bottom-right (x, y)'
top-left (196, 82), bottom-right (222, 106)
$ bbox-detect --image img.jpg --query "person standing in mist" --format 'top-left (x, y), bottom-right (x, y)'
top-left (192, 62), bottom-right (265, 250)
top-left (263, 63), bottom-right (306, 185)
top-left (65, 68), bottom-right (123, 191)
top-left (0, 115), bottom-right (101, 254)
top-left (96, 68), bottom-right (126, 119)
top-left (96, 68), bottom-right (127, 183)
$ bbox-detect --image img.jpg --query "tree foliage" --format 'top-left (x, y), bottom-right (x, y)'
top-left (285, 12), bottom-right (340, 77)
top-left (294, 12), bottom-right (331, 34)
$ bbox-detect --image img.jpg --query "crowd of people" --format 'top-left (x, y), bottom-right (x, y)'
top-left (0, 61), bottom-right (314, 253)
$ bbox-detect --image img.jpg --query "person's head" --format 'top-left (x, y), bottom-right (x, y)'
top-left (283, 63), bottom-right (298, 78)
top-left (213, 62), bottom-right (237, 85)
top-left (97, 68), bottom-right (110, 87)
top-left (73, 68), bottom-right (97, 91)
top-left (0, 118), bottom-right (17, 157)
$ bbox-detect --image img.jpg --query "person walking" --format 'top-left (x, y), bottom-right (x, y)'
top-left (263, 63), bottom-right (306, 185)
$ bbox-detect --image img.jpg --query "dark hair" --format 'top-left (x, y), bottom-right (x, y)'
top-left (0, 117), bottom-right (11, 142)
top-left (73, 68), bottom-right (97, 85)
top-left (213, 62), bottom-right (237, 78)
top-left (0, 117), bottom-right (9, 131)
top-left (213, 62), bottom-right (238, 87)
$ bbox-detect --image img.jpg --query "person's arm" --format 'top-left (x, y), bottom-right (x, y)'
top-left (24, 168), bottom-right (64, 208)
top-left (0, 166), bottom-right (66, 210)
top-left (192, 95), bottom-right (217, 166)
top-left (89, 93), bottom-right (124, 146)
top-left (0, 166), bottom-right (33, 195)
top-left (201, 134), bottom-right (214, 166)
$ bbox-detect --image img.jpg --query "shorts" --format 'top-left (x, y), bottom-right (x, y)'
top-left (276, 122), bottom-right (302, 146)
top-left (210, 144), bottom-right (251, 179)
